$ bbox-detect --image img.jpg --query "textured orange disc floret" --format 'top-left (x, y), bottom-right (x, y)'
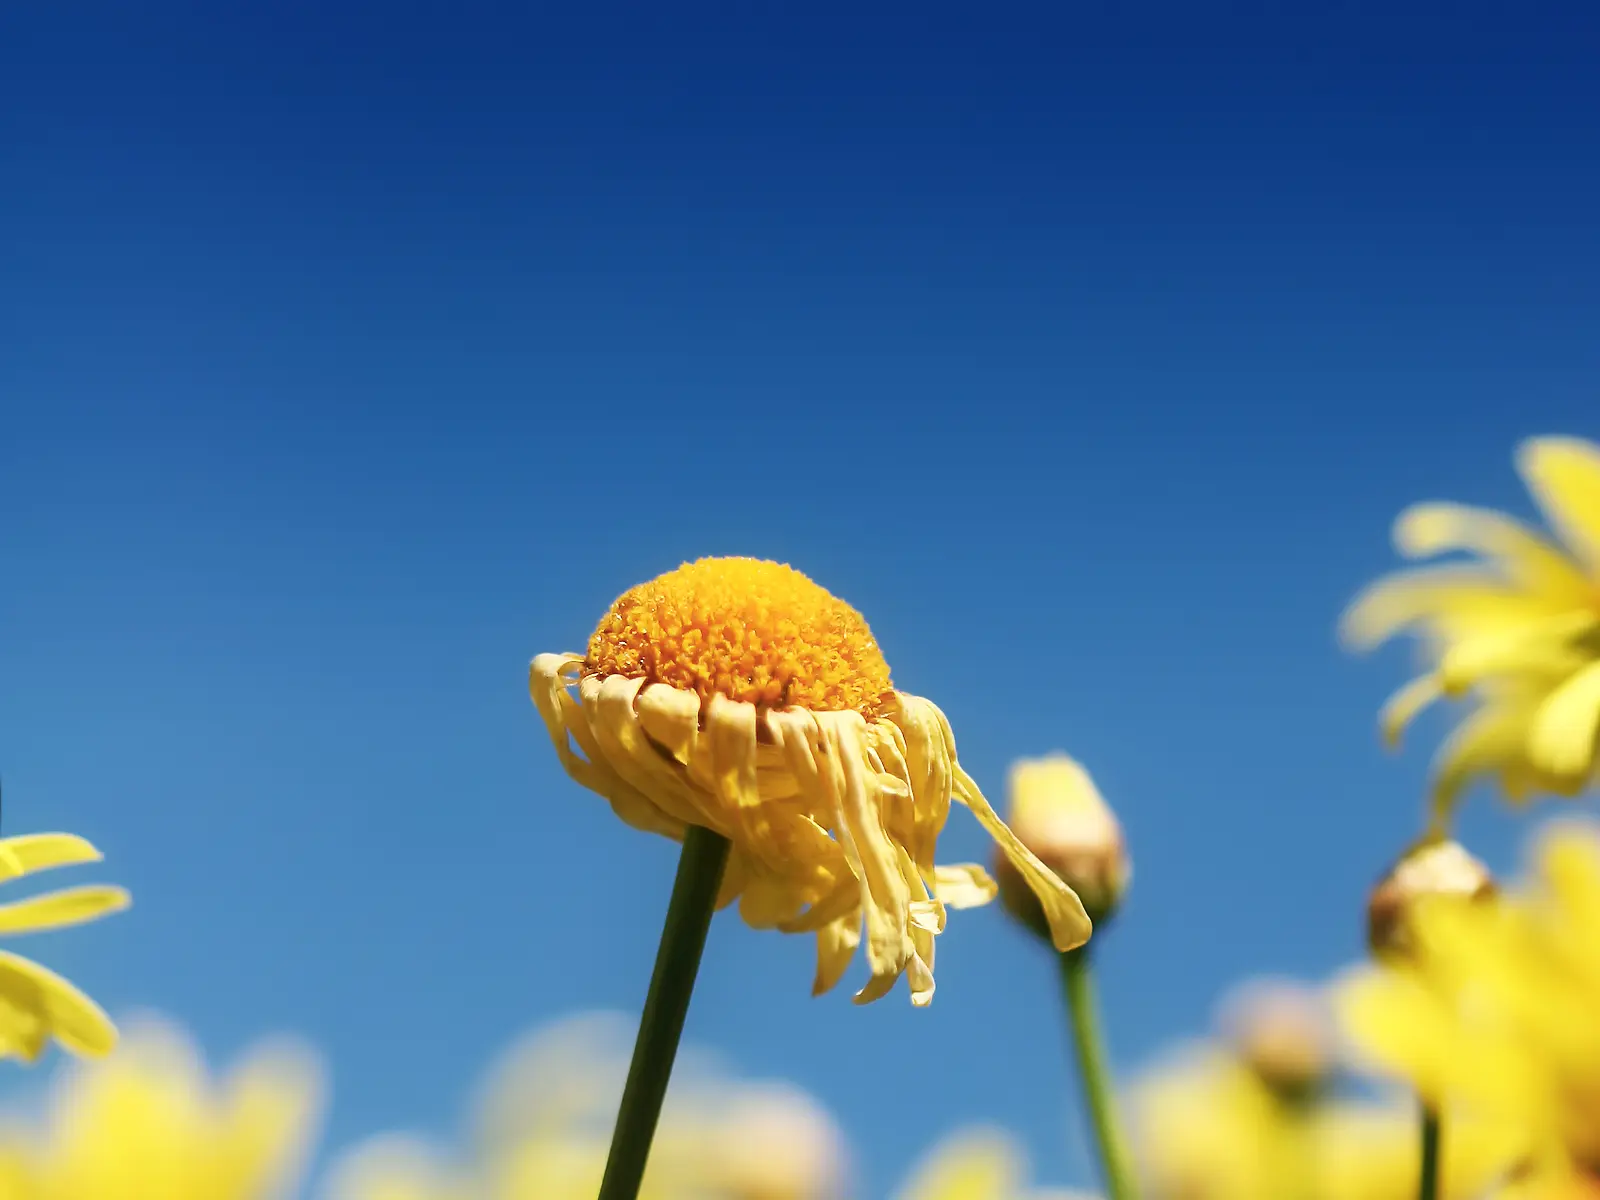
top-left (586, 557), bottom-right (894, 713)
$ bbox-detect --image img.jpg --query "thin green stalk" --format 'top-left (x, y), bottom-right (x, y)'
top-left (1059, 947), bottom-right (1138, 1200)
top-left (598, 824), bottom-right (731, 1200)
top-left (1418, 1103), bottom-right (1441, 1200)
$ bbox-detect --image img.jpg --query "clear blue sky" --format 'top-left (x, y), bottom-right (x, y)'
top-left (3, 3), bottom-right (1598, 1193)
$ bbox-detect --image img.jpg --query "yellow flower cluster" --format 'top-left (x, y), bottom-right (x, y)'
top-left (1131, 982), bottom-right (1521, 1199)
top-left (1342, 437), bottom-right (1600, 821)
top-left (1338, 822), bottom-right (1600, 1196)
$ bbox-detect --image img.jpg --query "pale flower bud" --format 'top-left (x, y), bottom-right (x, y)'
top-left (1366, 838), bottom-right (1494, 960)
top-left (1218, 979), bottom-right (1333, 1100)
top-left (995, 754), bottom-right (1130, 934)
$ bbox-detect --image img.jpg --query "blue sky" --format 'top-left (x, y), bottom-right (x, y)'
top-left (3, 2), bottom-right (1599, 1193)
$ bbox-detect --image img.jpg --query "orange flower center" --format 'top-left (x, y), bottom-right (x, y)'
top-left (586, 557), bottom-right (893, 713)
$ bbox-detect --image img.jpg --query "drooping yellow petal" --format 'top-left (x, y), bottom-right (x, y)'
top-left (0, 834), bottom-right (104, 884)
top-left (952, 766), bottom-right (1091, 952)
top-left (1518, 436), bottom-right (1600, 572)
top-left (812, 915), bottom-right (861, 998)
top-left (1527, 659), bottom-right (1600, 783)
top-left (0, 886), bottom-right (130, 936)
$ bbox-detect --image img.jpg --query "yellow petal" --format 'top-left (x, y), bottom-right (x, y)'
top-left (216, 1040), bottom-right (325, 1198)
top-left (1333, 967), bottom-right (1453, 1103)
top-left (812, 915), bottom-right (860, 998)
top-left (953, 766), bottom-right (1091, 952)
top-left (1378, 675), bottom-right (1443, 748)
top-left (1434, 609), bottom-right (1597, 694)
top-left (1527, 659), bottom-right (1600, 782)
top-left (1339, 568), bottom-right (1548, 650)
top-left (0, 886), bottom-right (129, 936)
top-left (930, 864), bottom-right (998, 910)
top-left (892, 1129), bottom-right (1022, 1200)
top-left (1393, 503), bottom-right (1589, 600)
top-left (0, 834), bottom-right (104, 884)
top-left (1517, 436), bottom-right (1600, 571)
top-left (824, 714), bottom-right (913, 1001)
top-left (0, 950), bottom-right (117, 1060)
top-left (1431, 697), bottom-right (1537, 814)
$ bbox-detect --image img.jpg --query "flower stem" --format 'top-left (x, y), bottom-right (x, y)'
top-left (598, 824), bottom-right (731, 1200)
top-left (1418, 1103), bottom-right (1441, 1200)
top-left (1059, 947), bottom-right (1138, 1200)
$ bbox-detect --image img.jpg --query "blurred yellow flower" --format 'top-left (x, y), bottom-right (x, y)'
top-left (0, 833), bottom-right (129, 1063)
top-left (0, 1016), bottom-right (322, 1199)
top-left (891, 1128), bottom-right (1095, 1200)
top-left (530, 557), bottom-right (1090, 1006)
top-left (1134, 981), bottom-right (1522, 1199)
top-left (1338, 821), bottom-right (1600, 1183)
top-left (1342, 436), bottom-right (1600, 818)
top-left (322, 1011), bottom-right (847, 1200)
top-left (1133, 1042), bottom-right (1518, 1199)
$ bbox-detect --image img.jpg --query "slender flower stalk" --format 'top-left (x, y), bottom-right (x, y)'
top-left (1060, 947), bottom-right (1136, 1200)
top-left (599, 825), bottom-right (732, 1200)
top-left (1418, 1105), bottom-right (1441, 1200)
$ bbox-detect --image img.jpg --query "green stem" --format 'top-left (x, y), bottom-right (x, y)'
top-left (598, 824), bottom-right (731, 1200)
top-left (1418, 1103), bottom-right (1441, 1200)
top-left (1059, 947), bottom-right (1138, 1200)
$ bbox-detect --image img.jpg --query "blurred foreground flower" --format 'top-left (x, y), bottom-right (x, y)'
top-left (1132, 981), bottom-right (1519, 1199)
top-left (891, 1127), bottom-right (1097, 1200)
top-left (530, 557), bottom-right (1089, 1006)
top-left (0, 833), bottom-right (129, 1063)
top-left (1342, 436), bottom-right (1600, 820)
top-left (322, 1011), bottom-right (847, 1200)
top-left (1338, 820), bottom-right (1600, 1191)
top-left (0, 1015), bottom-right (322, 1198)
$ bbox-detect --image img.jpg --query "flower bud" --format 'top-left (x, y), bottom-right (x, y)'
top-left (1218, 979), bottom-right (1333, 1101)
top-left (1366, 837), bottom-right (1494, 961)
top-left (995, 754), bottom-right (1130, 936)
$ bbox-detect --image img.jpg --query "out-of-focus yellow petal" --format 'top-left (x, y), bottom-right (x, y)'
top-left (1341, 568), bottom-right (1556, 650)
top-left (214, 1040), bottom-right (325, 1199)
top-left (893, 1128), bottom-right (1022, 1200)
top-left (1518, 437), bottom-right (1600, 572)
top-left (1393, 503), bottom-right (1590, 600)
top-left (1333, 967), bottom-right (1457, 1105)
top-left (1379, 674), bottom-right (1444, 747)
top-left (0, 886), bottom-right (130, 936)
top-left (0, 835), bottom-right (104, 884)
top-left (1528, 660), bottom-right (1600, 782)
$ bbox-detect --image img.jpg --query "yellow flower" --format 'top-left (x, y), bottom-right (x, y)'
top-left (1338, 821), bottom-right (1600, 1179)
top-left (0, 1016), bottom-right (322, 1199)
top-left (530, 558), bottom-right (1090, 1005)
top-left (322, 1011), bottom-right (847, 1200)
top-left (1342, 436), bottom-right (1600, 818)
top-left (1131, 1040), bottom-right (1519, 1199)
top-left (996, 754), bottom-right (1129, 931)
top-left (0, 832), bottom-right (129, 1063)
top-left (891, 1128), bottom-right (1095, 1200)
